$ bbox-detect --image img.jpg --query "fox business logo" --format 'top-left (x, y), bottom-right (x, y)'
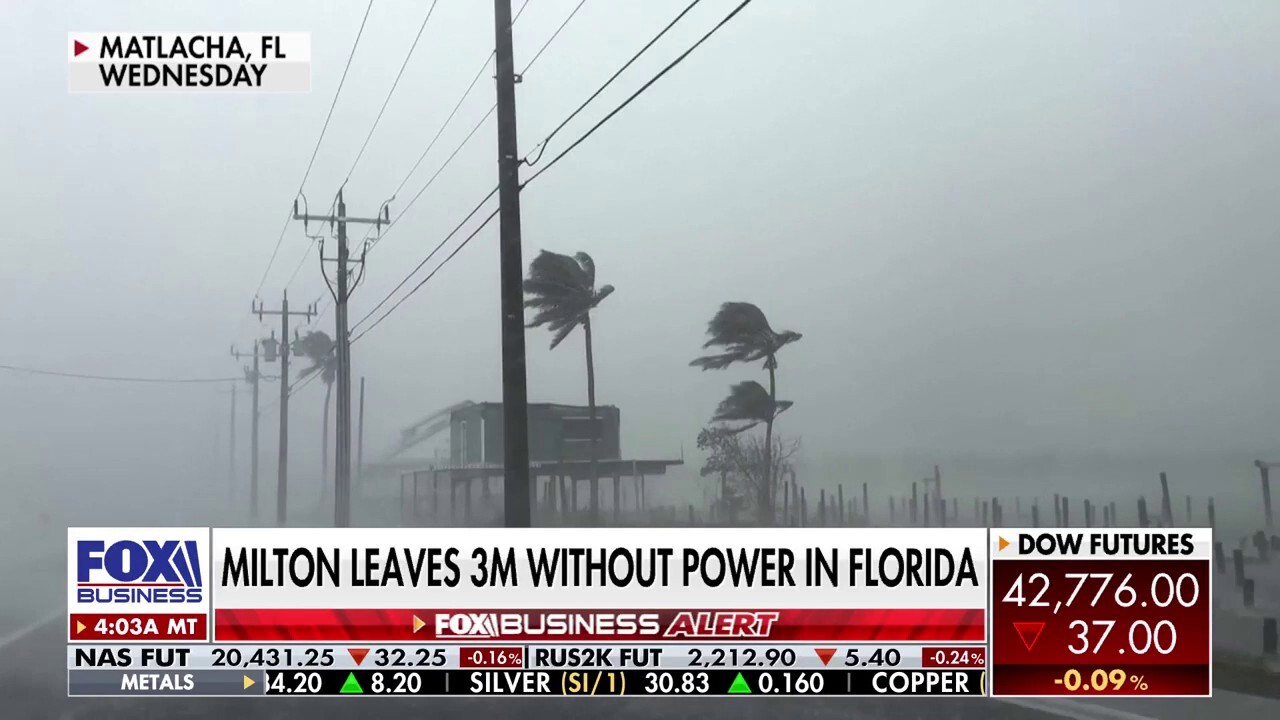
top-left (433, 611), bottom-right (780, 639)
top-left (76, 539), bottom-right (203, 604)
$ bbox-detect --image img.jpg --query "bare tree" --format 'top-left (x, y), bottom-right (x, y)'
top-left (698, 426), bottom-right (800, 525)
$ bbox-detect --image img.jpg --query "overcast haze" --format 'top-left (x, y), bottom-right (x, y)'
top-left (3, 0), bottom-right (1280, 521)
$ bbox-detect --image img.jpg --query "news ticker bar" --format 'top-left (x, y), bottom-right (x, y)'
top-left (65, 527), bottom-right (1214, 698)
top-left (68, 643), bottom-right (986, 671)
top-left (68, 668), bottom-right (987, 697)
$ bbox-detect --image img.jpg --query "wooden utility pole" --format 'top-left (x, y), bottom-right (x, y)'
top-left (293, 193), bottom-right (387, 528)
top-left (232, 340), bottom-right (274, 524)
top-left (228, 383), bottom-right (237, 501)
top-left (254, 292), bottom-right (316, 526)
top-left (494, 0), bottom-right (532, 528)
top-left (357, 376), bottom-right (366, 488)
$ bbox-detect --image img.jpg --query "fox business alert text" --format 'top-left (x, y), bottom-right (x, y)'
top-left (64, 527), bottom-right (1210, 698)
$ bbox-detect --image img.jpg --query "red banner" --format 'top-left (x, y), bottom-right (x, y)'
top-left (215, 607), bottom-right (984, 642)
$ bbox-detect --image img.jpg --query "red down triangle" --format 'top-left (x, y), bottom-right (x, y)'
top-left (347, 648), bottom-right (370, 665)
top-left (1013, 622), bottom-right (1045, 652)
top-left (814, 648), bottom-right (837, 666)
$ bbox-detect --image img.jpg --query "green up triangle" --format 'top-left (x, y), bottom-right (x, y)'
top-left (728, 672), bottom-right (751, 694)
top-left (340, 672), bottom-right (364, 694)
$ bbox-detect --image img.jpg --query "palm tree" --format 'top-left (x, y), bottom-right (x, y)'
top-left (707, 381), bottom-right (793, 519)
top-left (292, 330), bottom-right (337, 507)
top-left (711, 380), bottom-right (793, 434)
top-left (524, 250), bottom-right (614, 523)
top-left (691, 302), bottom-right (801, 524)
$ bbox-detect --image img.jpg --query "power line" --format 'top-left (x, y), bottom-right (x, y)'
top-left (298, 0), bottom-right (376, 195)
top-left (364, 0), bottom-right (537, 252)
top-left (251, 0), bottom-right (375, 300)
top-left (351, 206), bottom-right (500, 344)
top-left (284, 198), bottom-right (334, 290)
top-left (258, 355), bottom-right (329, 412)
top-left (352, 186), bottom-right (498, 331)
top-left (288, 368), bottom-right (325, 397)
top-left (524, 0), bottom-right (756, 188)
top-left (365, 105), bottom-right (497, 253)
top-left (340, 0), bottom-right (443, 189)
top-left (0, 363), bottom-right (240, 384)
top-left (520, 0), bottom-right (589, 75)
top-left (345, 0), bottom-right (757, 344)
top-left (523, 0), bottom-right (703, 167)
top-left (377, 52), bottom-right (494, 230)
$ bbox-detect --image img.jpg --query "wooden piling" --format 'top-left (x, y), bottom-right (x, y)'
top-left (911, 482), bottom-right (919, 525)
top-left (1159, 472), bottom-right (1173, 526)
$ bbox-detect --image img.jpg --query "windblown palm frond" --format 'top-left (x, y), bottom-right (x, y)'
top-left (690, 302), bottom-right (802, 371)
top-left (523, 250), bottom-right (614, 350)
top-left (292, 330), bottom-right (337, 384)
top-left (711, 381), bottom-right (793, 434)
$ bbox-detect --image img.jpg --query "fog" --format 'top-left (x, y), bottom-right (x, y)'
top-left (1, 0), bottom-right (1279, 714)
top-left (2, 0), bottom-right (1278, 525)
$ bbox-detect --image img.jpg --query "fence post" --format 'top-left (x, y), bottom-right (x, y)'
top-left (1159, 472), bottom-right (1173, 526)
top-left (862, 482), bottom-right (870, 526)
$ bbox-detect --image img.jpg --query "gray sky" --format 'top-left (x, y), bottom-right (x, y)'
top-left (2, 0), bottom-right (1280, 510)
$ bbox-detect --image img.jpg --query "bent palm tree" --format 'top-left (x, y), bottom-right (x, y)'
top-left (708, 381), bottom-right (793, 518)
top-left (293, 330), bottom-right (338, 508)
top-left (712, 380), bottom-right (793, 434)
top-left (524, 250), bottom-right (614, 523)
top-left (692, 302), bottom-right (801, 524)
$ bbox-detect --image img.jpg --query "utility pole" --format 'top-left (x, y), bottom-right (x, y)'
top-left (232, 340), bottom-right (273, 525)
top-left (228, 383), bottom-right (237, 502)
top-left (493, 0), bottom-right (532, 528)
top-left (254, 292), bottom-right (316, 526)
top-left (357, 376), bottom-right (366, 489)
top-left (293, 193), bottom-right (387, 528)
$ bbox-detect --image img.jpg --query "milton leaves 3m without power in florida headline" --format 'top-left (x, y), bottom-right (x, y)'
top-left (219, 544), bottom-right (980, 589)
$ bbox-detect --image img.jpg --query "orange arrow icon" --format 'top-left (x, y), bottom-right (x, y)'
top-left (75, 620), bottom-right (86, 635)
top-left (998, 536), bottom-right (1010, 551)
top-left (412, 615), bottom-right (425, 633)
